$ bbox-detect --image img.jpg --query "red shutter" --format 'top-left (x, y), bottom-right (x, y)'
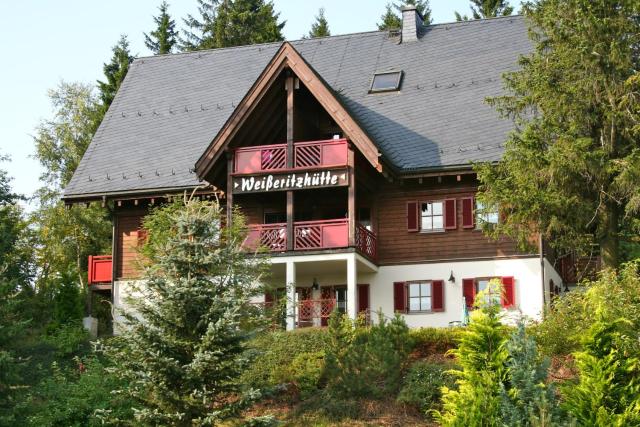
top-left (407, 201), bottom-right (419, 232)
top-left (393, 281), bottom-right (407, 312)
top-left (462, 197), bottom-right (474, 229)
top-left (432, 280), bottom-right (444, 312)
top-left (502, 276), bottom-right (515, 308)
top-left (265, 291), bottom-right (274, 304)
top-left (463, 278), bottom-right (475, 308)
top-left (444, 199), bottom-right (457, 230)
top-left (358, 284), bottom-right (370, 314)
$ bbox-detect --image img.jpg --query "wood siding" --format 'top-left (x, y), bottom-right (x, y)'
top-left (375, 181), bottom-right (523, 265)
top-left (115, 210), bottom-right (145, 279)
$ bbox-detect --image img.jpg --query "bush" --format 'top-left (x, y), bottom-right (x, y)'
top-left (397, 361), bottom-right (456, 413)
top-left (241, 328), bottom-right (330, 391)
top-left (42, 324), bottom-right (90, 360)
top-left (324, 311), bottom-right (412, 399)
top-left (289, 351), bottom-right (325, 399)
top-left (410, 327), bottom-right (462, 356)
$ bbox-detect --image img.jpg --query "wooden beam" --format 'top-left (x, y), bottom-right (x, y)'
top-left (348, 149), bottom-right (356, 247)
top-left (226, 153), bottom-right (234, 228)
top-left (286, 74), bottom-right (295, 251)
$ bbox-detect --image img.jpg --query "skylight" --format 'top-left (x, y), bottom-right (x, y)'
top-left (370, 71), bottom-right (403, 93)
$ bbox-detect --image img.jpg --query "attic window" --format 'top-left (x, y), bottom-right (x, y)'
top-left (370, 71), bottom-right (403, 93)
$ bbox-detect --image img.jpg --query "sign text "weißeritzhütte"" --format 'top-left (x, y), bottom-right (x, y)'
top-left (232, 168), bottom-right (349, 194)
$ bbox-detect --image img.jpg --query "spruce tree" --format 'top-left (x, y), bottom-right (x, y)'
top-left (378, 1), bottom-right (432, 30)
top-left (104, 199), bottom-right (268, 425)
top-left (144, 1), bottom-right (178, 54)
top-left (96, 35), bottom-right (133, 116)
top-left (455, 0), bottom-right (514, 21)
top-left (475, 0), bottom-right (640, 268)
top-left (181, 0), bottom-right (284, 51)
top-left (308, 8), bottom-right (330, 38)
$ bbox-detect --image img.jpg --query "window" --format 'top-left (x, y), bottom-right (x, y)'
top-left (370, 71), bottom-right (403, 92)
top-left (408, 281), bottom-right (432, 312)
top-left (357, 207), bottom-right (372, 231)
top-left (421, 201), bottom-right (444, 231)
top-left (476, 201), bottom-right (498, 227)
top-left (476, 278), bottom-right (501, 306)
top-left (264, 212), bottom-right (286, 224)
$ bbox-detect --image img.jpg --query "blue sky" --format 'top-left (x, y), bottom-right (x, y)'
top-left (0, 0), bottom-right (512, 204)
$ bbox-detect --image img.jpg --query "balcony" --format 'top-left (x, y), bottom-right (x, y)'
top-left (234, 138), bottom-right (348, 174)
top-left (88, 255), bottom-right (112, 290)
top-left (244, 218), bottom-right (377, 261)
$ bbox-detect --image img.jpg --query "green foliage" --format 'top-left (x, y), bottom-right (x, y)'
top-left (410, 327), bottom-right (462, 355)
top-left (241, 328), bottom-right (329, 390)
top-left (23, 355), bottom-right (134, 427)
top-left (289, 351), bottom-right (325, 399)
top-left (307, 8), bottom-right (330, 38)
top-left (104, 199), bottom-right (268, 425)
top-left (562, 317), bottom-right (640, 425)
top-left (97, 35), bottom-right (133, 115)
top-left (42, 324), bottom-right (90, 360)
top-left (532, 262), bottom-right (640, 356)
top-left (181, 0), bottom-right (285, 51)
top-left (378, 1), bottom-right (432, 30)
top-left (144, 1), bottom-right (178, 54)
top-left (397, 361), bottom-right (456, 413)
top-left (476, 0), bottom-right (640, 268)
top-left (324, 311), bottom-right (412, 399)
top-left (455, 0), bottom-right (514, 21)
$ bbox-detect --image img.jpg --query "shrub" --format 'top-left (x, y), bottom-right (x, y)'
top-left (324, 311), bottom-right (412, 399)
top-left (397, 361), bottom-right (456, 413)
top-left (288, 351), bottom-right (325, 399)
top-left (241, 328), bottom-right (330, 391)
top-left (410, 327), bottom-right (462, 356)
top-left (42, 324), bottom-right (90, 360)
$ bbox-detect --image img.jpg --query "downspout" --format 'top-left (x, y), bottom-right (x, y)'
top-left (540, 235), bottom-right (546, 315)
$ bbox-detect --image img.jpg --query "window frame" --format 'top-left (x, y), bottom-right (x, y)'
top-left (406, 280), bottom-right (434, 313)
top-left (369, 70), bottom-right (404, 93)
top-left (474, 277), bottom-right (502, 306)
top-left (419, 200), bottom-right (445, 233)
top-left (475, 201), bottom-right (499, 229)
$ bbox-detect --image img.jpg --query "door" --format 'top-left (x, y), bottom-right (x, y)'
top-left (358, 284), bottom-right (370, 314)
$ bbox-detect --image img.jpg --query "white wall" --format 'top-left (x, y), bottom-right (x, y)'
top-left (112, 279), bottom-right (145, 335)
top-left (361, 257), bottom-right (544, 328)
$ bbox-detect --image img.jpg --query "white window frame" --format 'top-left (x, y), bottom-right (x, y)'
top-left (476, 201), bottom-right (499, 228)
top-left (407, 281), bottom-right (433, 313)
top-left (420, 201), bottom-right (445, 232)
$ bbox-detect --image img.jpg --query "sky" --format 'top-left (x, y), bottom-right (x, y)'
top-left (0, 0), bottom-right (500, 207)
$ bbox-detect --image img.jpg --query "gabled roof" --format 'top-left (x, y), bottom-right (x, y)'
top-left (195, 42), bottom-right (382, 178)
top-left (63, 15), bottom-right (530, 200)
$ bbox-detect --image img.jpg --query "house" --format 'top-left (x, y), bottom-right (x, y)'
top-left (65, 8), bottom-right (566, 331)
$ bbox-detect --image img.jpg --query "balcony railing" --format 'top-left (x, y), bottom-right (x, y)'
top-left (244, 218), bottom-right (377, 260)
top-left (234, 138), bottom-right (348, 174)
top-left (88, 255), bottom-right (112, 285)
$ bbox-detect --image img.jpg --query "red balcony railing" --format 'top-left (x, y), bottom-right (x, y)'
top-left (88, 255), bottom-right (112, 285)
top-left (294, 219), bottom-right (349, 250)
top-left (234, 138), bottom-right (348, 174)
top-left (356, 224), bottom-right (377, 261)
top-left (244, 219), bottom-right (377, 260)
top-left (297, 298), bottom-right (336, 327)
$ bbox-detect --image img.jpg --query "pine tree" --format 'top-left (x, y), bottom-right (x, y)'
top-left (104, 199), bottom-right (268, 425)
top-left (475, 0), bottom-right (640, 268)
top-left (181, 0), bottom-right (285, 51)
top-left (144, 1), bottom-right (178, 54)
top-left (97, 35), bottom-right (133, 115)
top-left (378, 1), bottom-right (432, 30)
top-left (308, 8), bottom-right (330, 38)
top-left (455, 0), bottom-right (514, 21)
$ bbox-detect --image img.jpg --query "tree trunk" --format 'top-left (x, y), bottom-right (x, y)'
top-left (599, 200), bottom-right (619, 269)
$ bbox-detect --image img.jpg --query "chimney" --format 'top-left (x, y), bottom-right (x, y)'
top-left (401, 6), bottom-right (424, 43)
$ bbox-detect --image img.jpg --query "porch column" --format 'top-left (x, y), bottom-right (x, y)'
top-left (286, 260), bottom-right (296, 330)
top-left (346, 255), bottom-right (357, 319)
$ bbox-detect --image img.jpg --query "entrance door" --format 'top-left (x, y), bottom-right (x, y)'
top-left (358, 284), bottom-right (370, 315)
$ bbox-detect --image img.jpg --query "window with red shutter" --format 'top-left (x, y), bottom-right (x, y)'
top-left (444, 199), bottom-right (457, 230)
top-left (463, 278), bottom-right (475, 308)
top-left (393, 281), bottom-right (407, 312)
top-left (432, 280), bottom-right (445, 312)
top-left (407, 202), bottom-right (419, 232)
top-left (501, 276), bottom-right (515, 308)
top-left (462, 197), bottom-right (474, 229)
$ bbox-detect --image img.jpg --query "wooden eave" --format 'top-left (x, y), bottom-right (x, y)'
top-left (195, 42), bottom-right (382, 179)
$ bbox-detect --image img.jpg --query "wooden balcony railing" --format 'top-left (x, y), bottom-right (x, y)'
top-left (245, 219), bottom-right (377, 260)
top-left (88, 255), bottom-right (112, 285)
top-left (234, 138), bottom-right (348, 174)
top-left (297, 298), bottom-right (336, 327)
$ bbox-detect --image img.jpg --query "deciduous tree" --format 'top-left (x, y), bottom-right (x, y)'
top-left (144, 1), bottom-right (178, 54)
top-left (475, 0), bottom-right (640, 268)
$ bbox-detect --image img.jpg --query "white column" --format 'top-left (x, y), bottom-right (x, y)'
top-left (286, 260), bottom-right (296, 331)
top-left (346, 255), bottom-right (358, 319)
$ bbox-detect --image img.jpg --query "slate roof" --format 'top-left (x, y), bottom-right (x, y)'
top-left (64, 15), bottom-right (530, 199)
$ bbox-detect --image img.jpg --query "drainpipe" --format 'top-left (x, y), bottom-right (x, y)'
top-left (540, 235), bottom-right (546, 315)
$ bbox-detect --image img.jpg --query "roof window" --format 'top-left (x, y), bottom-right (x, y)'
top-left (370, 71), bottom-right (403, 93)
